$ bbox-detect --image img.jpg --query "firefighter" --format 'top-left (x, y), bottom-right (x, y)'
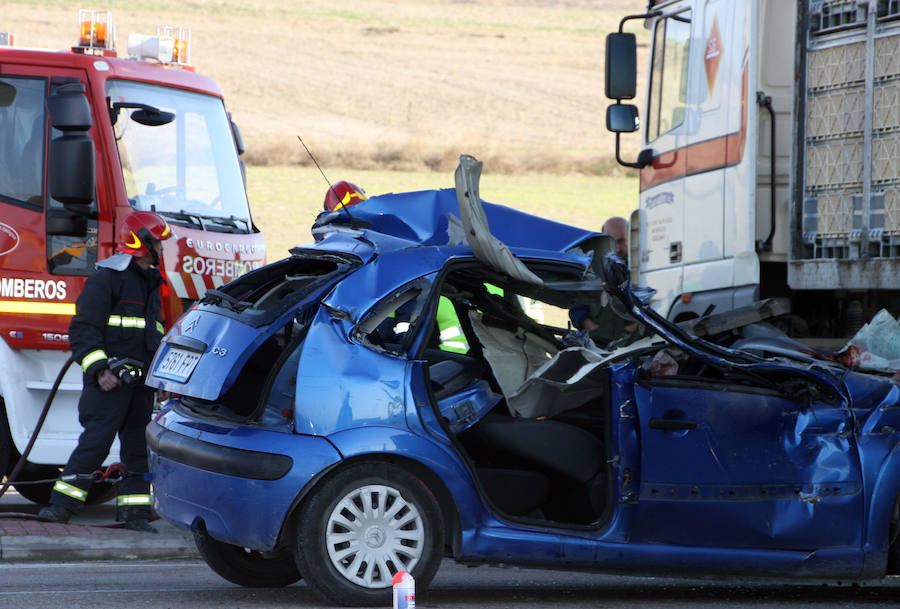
top-left (323, 180), bottom-right (367, 211)
top-left (37, 211), bottom-right (173, 532)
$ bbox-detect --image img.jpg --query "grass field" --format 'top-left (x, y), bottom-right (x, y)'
top-left (246, 165), bottom-right (638, 259)
top-left (9, 1), bottom-right (643, 257)
top-left (7, 0), bottom-right (647, 174)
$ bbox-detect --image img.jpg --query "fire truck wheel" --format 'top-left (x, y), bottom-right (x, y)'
top-left (0, 406), bottom-right (12, 478)
top-left (11, 464), bottom-right (59, 504)
top-left (11, 464), bottom-right (116, 505)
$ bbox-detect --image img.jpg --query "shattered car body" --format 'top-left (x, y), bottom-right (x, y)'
top-left (145, 160), bottom-right (900, 606)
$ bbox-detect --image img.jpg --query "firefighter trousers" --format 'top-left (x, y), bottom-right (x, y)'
top-left (49, 380), bottom-right (154, 521)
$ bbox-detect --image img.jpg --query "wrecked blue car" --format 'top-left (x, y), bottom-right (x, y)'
top-left (146, 157), bottom-right (900, 606)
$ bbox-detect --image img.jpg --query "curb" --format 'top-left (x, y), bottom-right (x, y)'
top-left (0, 522), bottom-right (200, 562)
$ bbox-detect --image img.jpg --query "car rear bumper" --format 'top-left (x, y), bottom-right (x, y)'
top-left (147, 416), bottom-right (342, 551)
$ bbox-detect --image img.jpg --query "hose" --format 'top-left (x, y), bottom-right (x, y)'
top-left (0, 355), bottom-right (74, 502)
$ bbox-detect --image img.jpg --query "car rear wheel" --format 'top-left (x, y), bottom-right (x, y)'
top-left (194, 529), bottom-right (302, 588)
top-left (293, 462), bottom-right (444, 607)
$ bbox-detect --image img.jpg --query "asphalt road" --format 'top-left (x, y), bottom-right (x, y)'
top-left (1, 559), bottom-right (898, 609)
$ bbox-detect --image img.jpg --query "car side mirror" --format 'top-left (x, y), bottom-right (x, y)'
top-left (605, 33), bottom-right (637, 100)
top-left (606, 104), bottom-right (640, 133)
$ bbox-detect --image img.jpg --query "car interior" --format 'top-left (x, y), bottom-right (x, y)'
top-left (415, 264), bottom-right (615, 527)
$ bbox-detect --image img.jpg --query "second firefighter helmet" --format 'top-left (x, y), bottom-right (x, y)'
top-left (323, 180), bottom-right (367, 211)
top-left (116, 211), bottom-right (174, 259)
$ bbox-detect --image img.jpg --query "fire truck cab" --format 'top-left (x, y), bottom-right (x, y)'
top-left (0, 12), bottom-right (266, 502)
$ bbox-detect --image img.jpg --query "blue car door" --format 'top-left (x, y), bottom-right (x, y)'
top-left (631, 373), bottom-right (863, 550)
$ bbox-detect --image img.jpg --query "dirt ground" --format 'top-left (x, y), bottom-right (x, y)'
top-left (5, 0), bottom-right (647, 174)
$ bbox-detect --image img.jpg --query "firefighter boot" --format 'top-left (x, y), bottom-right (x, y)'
top-left (37, 504), bottom-right (74, 524)
top-left (123, 519), bottom-right (158, 533)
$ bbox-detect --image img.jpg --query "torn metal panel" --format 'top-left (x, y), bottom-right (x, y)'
top-left (455, 154), bottom-right (544, 285)
top-left (678, 298), bottom-right (792, 338)
top-left (506, 348), bottom-right (611, 419)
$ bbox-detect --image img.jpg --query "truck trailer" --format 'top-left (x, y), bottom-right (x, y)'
top-left (605, 0), bottom-right (899, 338)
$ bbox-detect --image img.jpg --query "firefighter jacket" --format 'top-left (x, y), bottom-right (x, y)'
top-left (69, 253), bottom-right (165, 381)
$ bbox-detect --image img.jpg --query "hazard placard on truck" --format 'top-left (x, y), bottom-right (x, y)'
top-left (0, 10), bottom-right (265, 503)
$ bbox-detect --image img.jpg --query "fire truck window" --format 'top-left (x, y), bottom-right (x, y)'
top-left (0, 77), bottom-right (46, 207)
top-left (646, 11), bottom-right (692, 142)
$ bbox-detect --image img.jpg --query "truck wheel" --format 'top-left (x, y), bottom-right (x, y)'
top-left (0, 407), bottom-right (12, 478)
top-left (293, 462), bottom-right (444, 607)
top-left (11, 464), bottom-right (59, 505)
top-left (11, 464), bottom-right (116, 505)
top-left (194, 529), bottom-right (301, 588)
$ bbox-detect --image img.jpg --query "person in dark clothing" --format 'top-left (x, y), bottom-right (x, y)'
top-left (38, 211), bottom-right (173, 532)
top-left (569, 217), bottom-right (640, 347)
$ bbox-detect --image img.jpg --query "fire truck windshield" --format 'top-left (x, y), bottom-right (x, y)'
top-left (108, 79), bottom-right (251, 233)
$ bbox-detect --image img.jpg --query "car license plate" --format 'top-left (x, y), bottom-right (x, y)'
top-left (156, 346), bottom-right (202, 382)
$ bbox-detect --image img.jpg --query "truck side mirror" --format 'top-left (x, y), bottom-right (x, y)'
top-left (605, 33), bottom-right (637, 100)
top-left (606, 104), bottom-right (640, 133)
top-left (0, 81), bottom-right (16, 107)
top-left (47, 81), bottom-right (95, 210)
top-left (231, 119), bottom-right (245, 156)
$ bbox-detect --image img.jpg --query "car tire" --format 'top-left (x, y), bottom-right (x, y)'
top-left (294, 462), bottom-right (445, 607)
top-left (194, 529), bottom-right (302, 588)
top-left (888, 494), bottom-right (900, 574)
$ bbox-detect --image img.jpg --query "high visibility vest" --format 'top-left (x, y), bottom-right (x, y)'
top-left (437, 296), bottom-right (468, 353)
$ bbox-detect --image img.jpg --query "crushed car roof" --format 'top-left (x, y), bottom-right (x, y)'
top-left (307, 187), bottom-right (606, 259)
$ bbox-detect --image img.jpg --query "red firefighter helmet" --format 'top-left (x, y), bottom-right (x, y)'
top-left (323, 180), bottom-right (367, 211)
top-left (116, 211), bottom-right (174, 258)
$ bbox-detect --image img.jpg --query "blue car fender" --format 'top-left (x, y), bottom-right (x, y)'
top-left (324, 426), bottom-right (480, 534)
top-left (861, 440), bottom-right (900, 577)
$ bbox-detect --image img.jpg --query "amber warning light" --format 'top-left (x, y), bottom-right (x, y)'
top-left (76, 9), bottom-right (116, 53)
top-left (159, 26), bottom-right (191, 65)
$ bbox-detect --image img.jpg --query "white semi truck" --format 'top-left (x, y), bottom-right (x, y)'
top-left (605, 0), bottom-right (899, 338)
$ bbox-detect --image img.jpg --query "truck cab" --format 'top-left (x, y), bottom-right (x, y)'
top-left (0, 12), bottom-right (266, 501)
top-left (605, 0), bottom-right (899, 336)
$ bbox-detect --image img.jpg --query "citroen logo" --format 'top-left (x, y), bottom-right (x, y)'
top-left (183, 317), bottom-right (198, 334)
top-left (364, 526), bottom-right (386, 548)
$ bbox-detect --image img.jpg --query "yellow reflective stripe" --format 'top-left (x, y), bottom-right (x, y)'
top-left (53, 480), bottom-right (88, 502)
top-left (156, 321), bottom-right (165, 334)
top-left (81, 349), bottom-right (108, 371)
top-left (0, 301), bottom-right (76, 315)
top-left (442, 340), bottom-right (469, 350)
top-left (107, 316), bottom-right (146, 328)
top-left (117, 494), bottom-right (152, 506)
top-left (440, 326), bottom-right (463, 340)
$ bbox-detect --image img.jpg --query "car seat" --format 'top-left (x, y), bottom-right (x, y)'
top-left (462, 412), bottom-right (606, 523)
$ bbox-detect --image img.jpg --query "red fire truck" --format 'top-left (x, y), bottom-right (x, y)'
top-left (0, 11), bottom-right (266, 502)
